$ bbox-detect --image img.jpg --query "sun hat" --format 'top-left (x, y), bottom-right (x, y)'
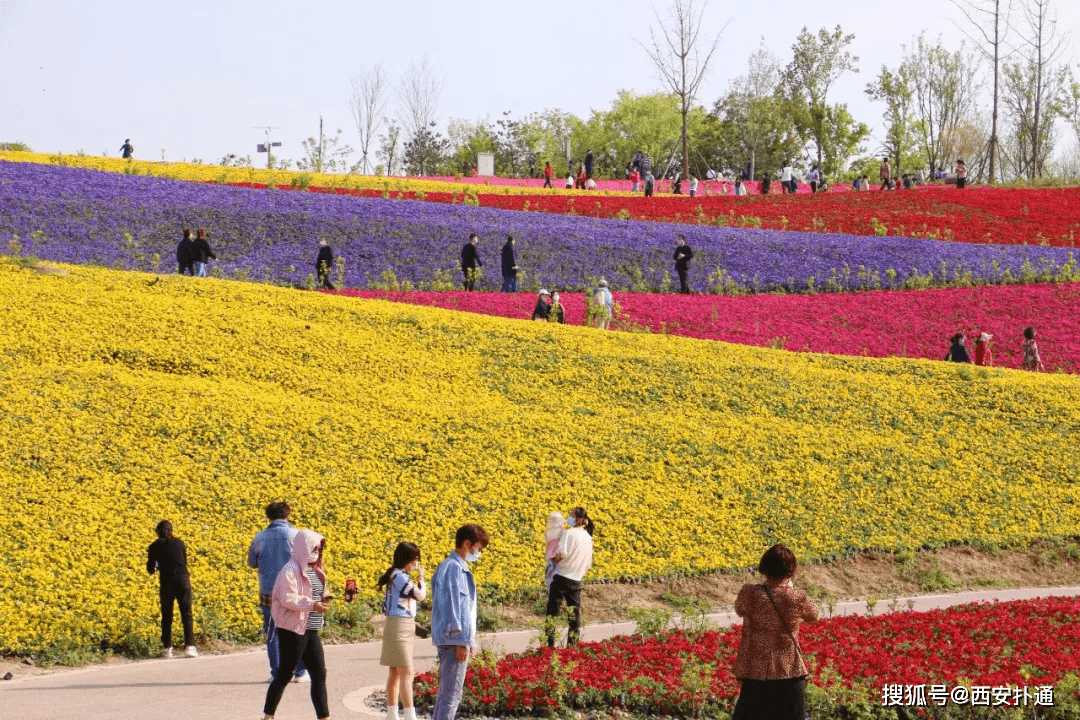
top-left (598, 279), bottom-right (608, 287)
top-left (539, 288), bottom-right (550, 296)
top-left (977, 332), bottom-right (993, 343)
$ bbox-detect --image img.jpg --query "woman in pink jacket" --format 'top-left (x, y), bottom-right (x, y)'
top-left (263, 529), bottom-right (333, 720)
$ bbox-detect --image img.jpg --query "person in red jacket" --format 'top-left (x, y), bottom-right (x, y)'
top-left (974, 332), bottom-right (994, 366)
top-left (543, 162), bottom-right (553, 189)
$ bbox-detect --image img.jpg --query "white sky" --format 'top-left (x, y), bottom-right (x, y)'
top-left (2, 0), bottom-right (1078, 165)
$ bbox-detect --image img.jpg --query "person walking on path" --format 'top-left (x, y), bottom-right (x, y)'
top-left (262, 529), bottom-right (333, 720)
top-left (945, 332), bottom-right (973, 363)
top-left (460, 234), bottom-right (482, 291)
top-left (731, 544), bottom-right (819, 720)
top-left (120, 139), bottom-right (134, 159)
top-left (192, 228), bottom-right (217, 278)
top-left (956, 159), bottom-right (968, 189)
top-left (674, 236), bottom-right (694, 294)
top-left (500, 235), bottom-right (519, 293)
top-left (543, 162), bottom-right (553, 189)
top-left (430, 524), bottom-right (489, 720)
top-left (974, 332), bottom-right (994, 367)
top-left (545, 507), bottom-right (594, 647)
top-left (950, 334), bottom-right (976, 362)
top-left (176, 229), bottom-right (195, 276)
top-left (591, 280), bottom-right (613, 329)
top-left (531, 289), bottom-right (552, 321)
top-left (378, 542), bottom-right (426, 720)
top-left (879, 157), bottom-right (892, 191)
top-left (146, 520), bottom-right (197, 659)
top-left (549, 292), bottom-right (565, 324)
top-left (248, 501), bottom-right (308, 684)
top-left (1022, 326), bottom-right (1045, 371)
top-left (315, 238), bottom-right (335, 290)
top-left (584, 149), bottom-right (594, 179)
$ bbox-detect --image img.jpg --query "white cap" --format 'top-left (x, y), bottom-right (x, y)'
top-left (539, 288), bottom-right (550, 296)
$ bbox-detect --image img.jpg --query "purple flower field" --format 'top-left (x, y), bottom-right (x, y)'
top-left (1, 161), bottom-right (1076, 293)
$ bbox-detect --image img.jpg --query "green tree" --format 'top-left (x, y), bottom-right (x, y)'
top-left (782, 25), bottom-right (869, 177)
top-left (296, 124), bottom-right (354, 173)
top-left (588, 90), bottom-right (693, 178)
top-left (865, 64), bottom-right (919, 175)
top-left (447, 118), bottom-right (496, 176)
top-left (402, 121), bottom-right (449, 176)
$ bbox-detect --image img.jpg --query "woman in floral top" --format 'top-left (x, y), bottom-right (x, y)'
top-left (731, 544), bottom-right (819, 720)
top-left (1022, 326), bottom-right (1045, 371)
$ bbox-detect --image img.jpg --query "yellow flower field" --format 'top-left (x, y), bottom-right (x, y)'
top-left (0, 150), bottom-right (632, 197)
top-left (2, 259), bottom-right (1079, 654)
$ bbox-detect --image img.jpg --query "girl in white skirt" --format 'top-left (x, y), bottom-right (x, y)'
top-left (378, 542), bottom-right (426, 720)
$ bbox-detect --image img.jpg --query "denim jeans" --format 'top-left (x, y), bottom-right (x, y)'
top-left (500, 276), bottom-right (518, 293)
top-left (194, 262), bottom-right (207, 277)
top-left (432, 645), bottom-right (470, 720)
top-left (261, 603), bottom-right (305, 678)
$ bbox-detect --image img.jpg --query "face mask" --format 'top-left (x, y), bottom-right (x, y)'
top-left (465, 549), bottom-right (482, 563)
top-left (565, 515), bottom-right (576, 528)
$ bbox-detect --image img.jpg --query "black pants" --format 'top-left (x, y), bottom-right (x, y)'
top-left (462, 268), bottom-right (476, 291)
top-left (318, 270), bottom-right (335, 290)
top-left (957, 177), bottom-right (967, 189)
top-left (264, 628), bottom-right (328, 718)
top-left (546, 575), bottom-right (582, 646)
top-left (809, 181), bottom-right (818, 193)
top-left (677, 268), bottom-right (690, 294)
top-left (159, 579), bottom-right (195, 648)
top-left (178, 262), bottom-right (194, 276)
top-left (732, 677), bottom-right (806, 720)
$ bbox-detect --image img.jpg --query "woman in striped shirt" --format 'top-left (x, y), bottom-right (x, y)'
top-left (378, 542), bottom-right (426, 720)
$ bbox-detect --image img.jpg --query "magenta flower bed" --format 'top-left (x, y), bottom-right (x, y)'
top-left (412, 175), bottom-right (948, 194)
top-left (329, 283), bottom-right (1080, 373)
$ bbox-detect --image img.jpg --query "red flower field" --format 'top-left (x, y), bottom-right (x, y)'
top-left (330, 282), bottom-right (1080, 374)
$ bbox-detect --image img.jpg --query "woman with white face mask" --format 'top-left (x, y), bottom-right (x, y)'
top-left (545, 507), bottom-right (595, 647)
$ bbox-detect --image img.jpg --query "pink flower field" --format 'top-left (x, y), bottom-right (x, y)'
top-left (330, 282), bottom-right (1080, 373)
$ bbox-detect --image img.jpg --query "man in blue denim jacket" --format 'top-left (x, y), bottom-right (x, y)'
top-left (430, 524), bottom-right (489, 720)
top-left (248, 501), bottom-right (306, 683)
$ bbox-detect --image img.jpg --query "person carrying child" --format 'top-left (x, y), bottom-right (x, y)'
top-left (544, 512), bottom-right (564, 588)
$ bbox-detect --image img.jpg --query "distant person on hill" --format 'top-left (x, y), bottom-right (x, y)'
top-left (460, 233), bottom-right (482, 291)
top-left (565, 173), bottom-right (573, 189)
top-left (731, 544), bottom-right (819, 720)
top-left (531, 289), bottom-right (552, 321)
top-left (549, 292), bottom-right (565, 324)
top-left (500, 235), bottom-right (519, 293)
top-left (689, 175), bottom-right (699, 197)
top-left (734, 177), bottom-right (747, 196)
top-left (974, 332), bottom-right (994, 367)
top-left (586, 177), bottom-right (597, 191)
top-left (176, 229), bottom-right (195, 276)
top-left (674, 236), bottom-right (693, 294)
top-left (576, 165), bottom-right (587, 190)
top-left (902, 172), bottom-right (914, 189)
top-left (430, 524), bottom-right (488, 720)
top-left (644, 172), bottom-right (655, 198)
top-left (544, 512), bottom-right (564, 588)
top-left (955, 159), bottom-right (968, 189)
top-left (808, 165), bottom-right (820, 193)
top-left (1022, 326), bottom-right (1044, 371)
top-left (584, 149), bottom-right (594, 179)
top-left (945, 332), bottom-right (973, 363)
top-left (879, 157), bottom-right (892, 191)
top-left (248, 502), bottom-right (308, 683)
top-left (315, 237), bottom-right (335, 290)
top-left (192, 228), bottom-right (216, 278)
top-left (543, 162), bottom-right (553, 189)
top-left (630, 167), bottom-right (641, 193)
top-left (591, 279), bottom-right (613, 329)
top-left (378, 542), bottom-right (426, 720)
top-left (120, 138), bottom-right (134, 159)
top-left (761, 172), bottom-right (771, 195)
top-left (147, 520), bottom-right (197, 659)
top-left (780, 163), bottom-right (793, 194)
top-left (673, 176), bottom-right (683, 195)
top-left (546, 507), bottom-right (594, 647)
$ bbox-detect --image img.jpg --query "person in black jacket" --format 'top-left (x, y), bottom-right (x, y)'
top-left (584, 149), bottom-right (594, 179)
top-left (147, 520), bottom-right (198, 658)
top-left (315, 237), bottom-right (335, 290)
top-left (532, 289), bottom-right (552, 320)
top-left (192, 228), bottom-right (217, 278)
top-left (176, 229), bottom-right (195, 276)
top-left (945, 333), bottom-right (973, 363)
top-left (674, 236), bottom-right (694, 294)
top-left (461, 233), bottom-right (482, 291)
top-left (500, 235), bottom-right (519, 293)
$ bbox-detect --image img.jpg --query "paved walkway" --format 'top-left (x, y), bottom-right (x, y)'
top-left (3, 586), bottom-right (1078, 720)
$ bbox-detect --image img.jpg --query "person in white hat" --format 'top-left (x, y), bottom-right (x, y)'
top-left (531, 289), bottom-right (552, 321)
top-left (974, 332), bottom-right (993, 367)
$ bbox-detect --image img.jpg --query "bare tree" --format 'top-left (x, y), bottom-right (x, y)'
top-left (949, 0), bottom-right (1014, 183)
top-left (398, 58), bottom-right (443, 144)
top-left (639, 0), bottom-right (730, 181)
top-left (349, 62), bottom-right (389, 175)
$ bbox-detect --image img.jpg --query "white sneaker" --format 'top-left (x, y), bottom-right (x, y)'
top-left (293, 670), bottom-right (311, 683)
top-left (162, 648), bottom-right (173, 658)
top-left (184, 645), bottom-right (198, 658)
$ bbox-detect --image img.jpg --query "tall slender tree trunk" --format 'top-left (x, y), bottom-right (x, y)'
top-left (988, 0), bottom-right (1000, 184)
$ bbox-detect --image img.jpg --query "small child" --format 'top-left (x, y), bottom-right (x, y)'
top-left (565, 174), bottom-right (573, 189)
top-left (544, 512), bottom-right (564, 588)
top-left (974, 332), bottom-right (993, 366)
top-left (1022, 326), bottom-right (1044, 371)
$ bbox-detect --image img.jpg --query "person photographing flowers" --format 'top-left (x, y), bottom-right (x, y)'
top-left (378, 542), bottom-right (426, 720)
top-left (545, 507), bottom-right (594, 647)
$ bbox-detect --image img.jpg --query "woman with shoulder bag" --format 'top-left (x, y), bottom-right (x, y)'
top-left (378, 542), bottom-right (426, 720)
top-left (731, 544), bottom-right (819, 720)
